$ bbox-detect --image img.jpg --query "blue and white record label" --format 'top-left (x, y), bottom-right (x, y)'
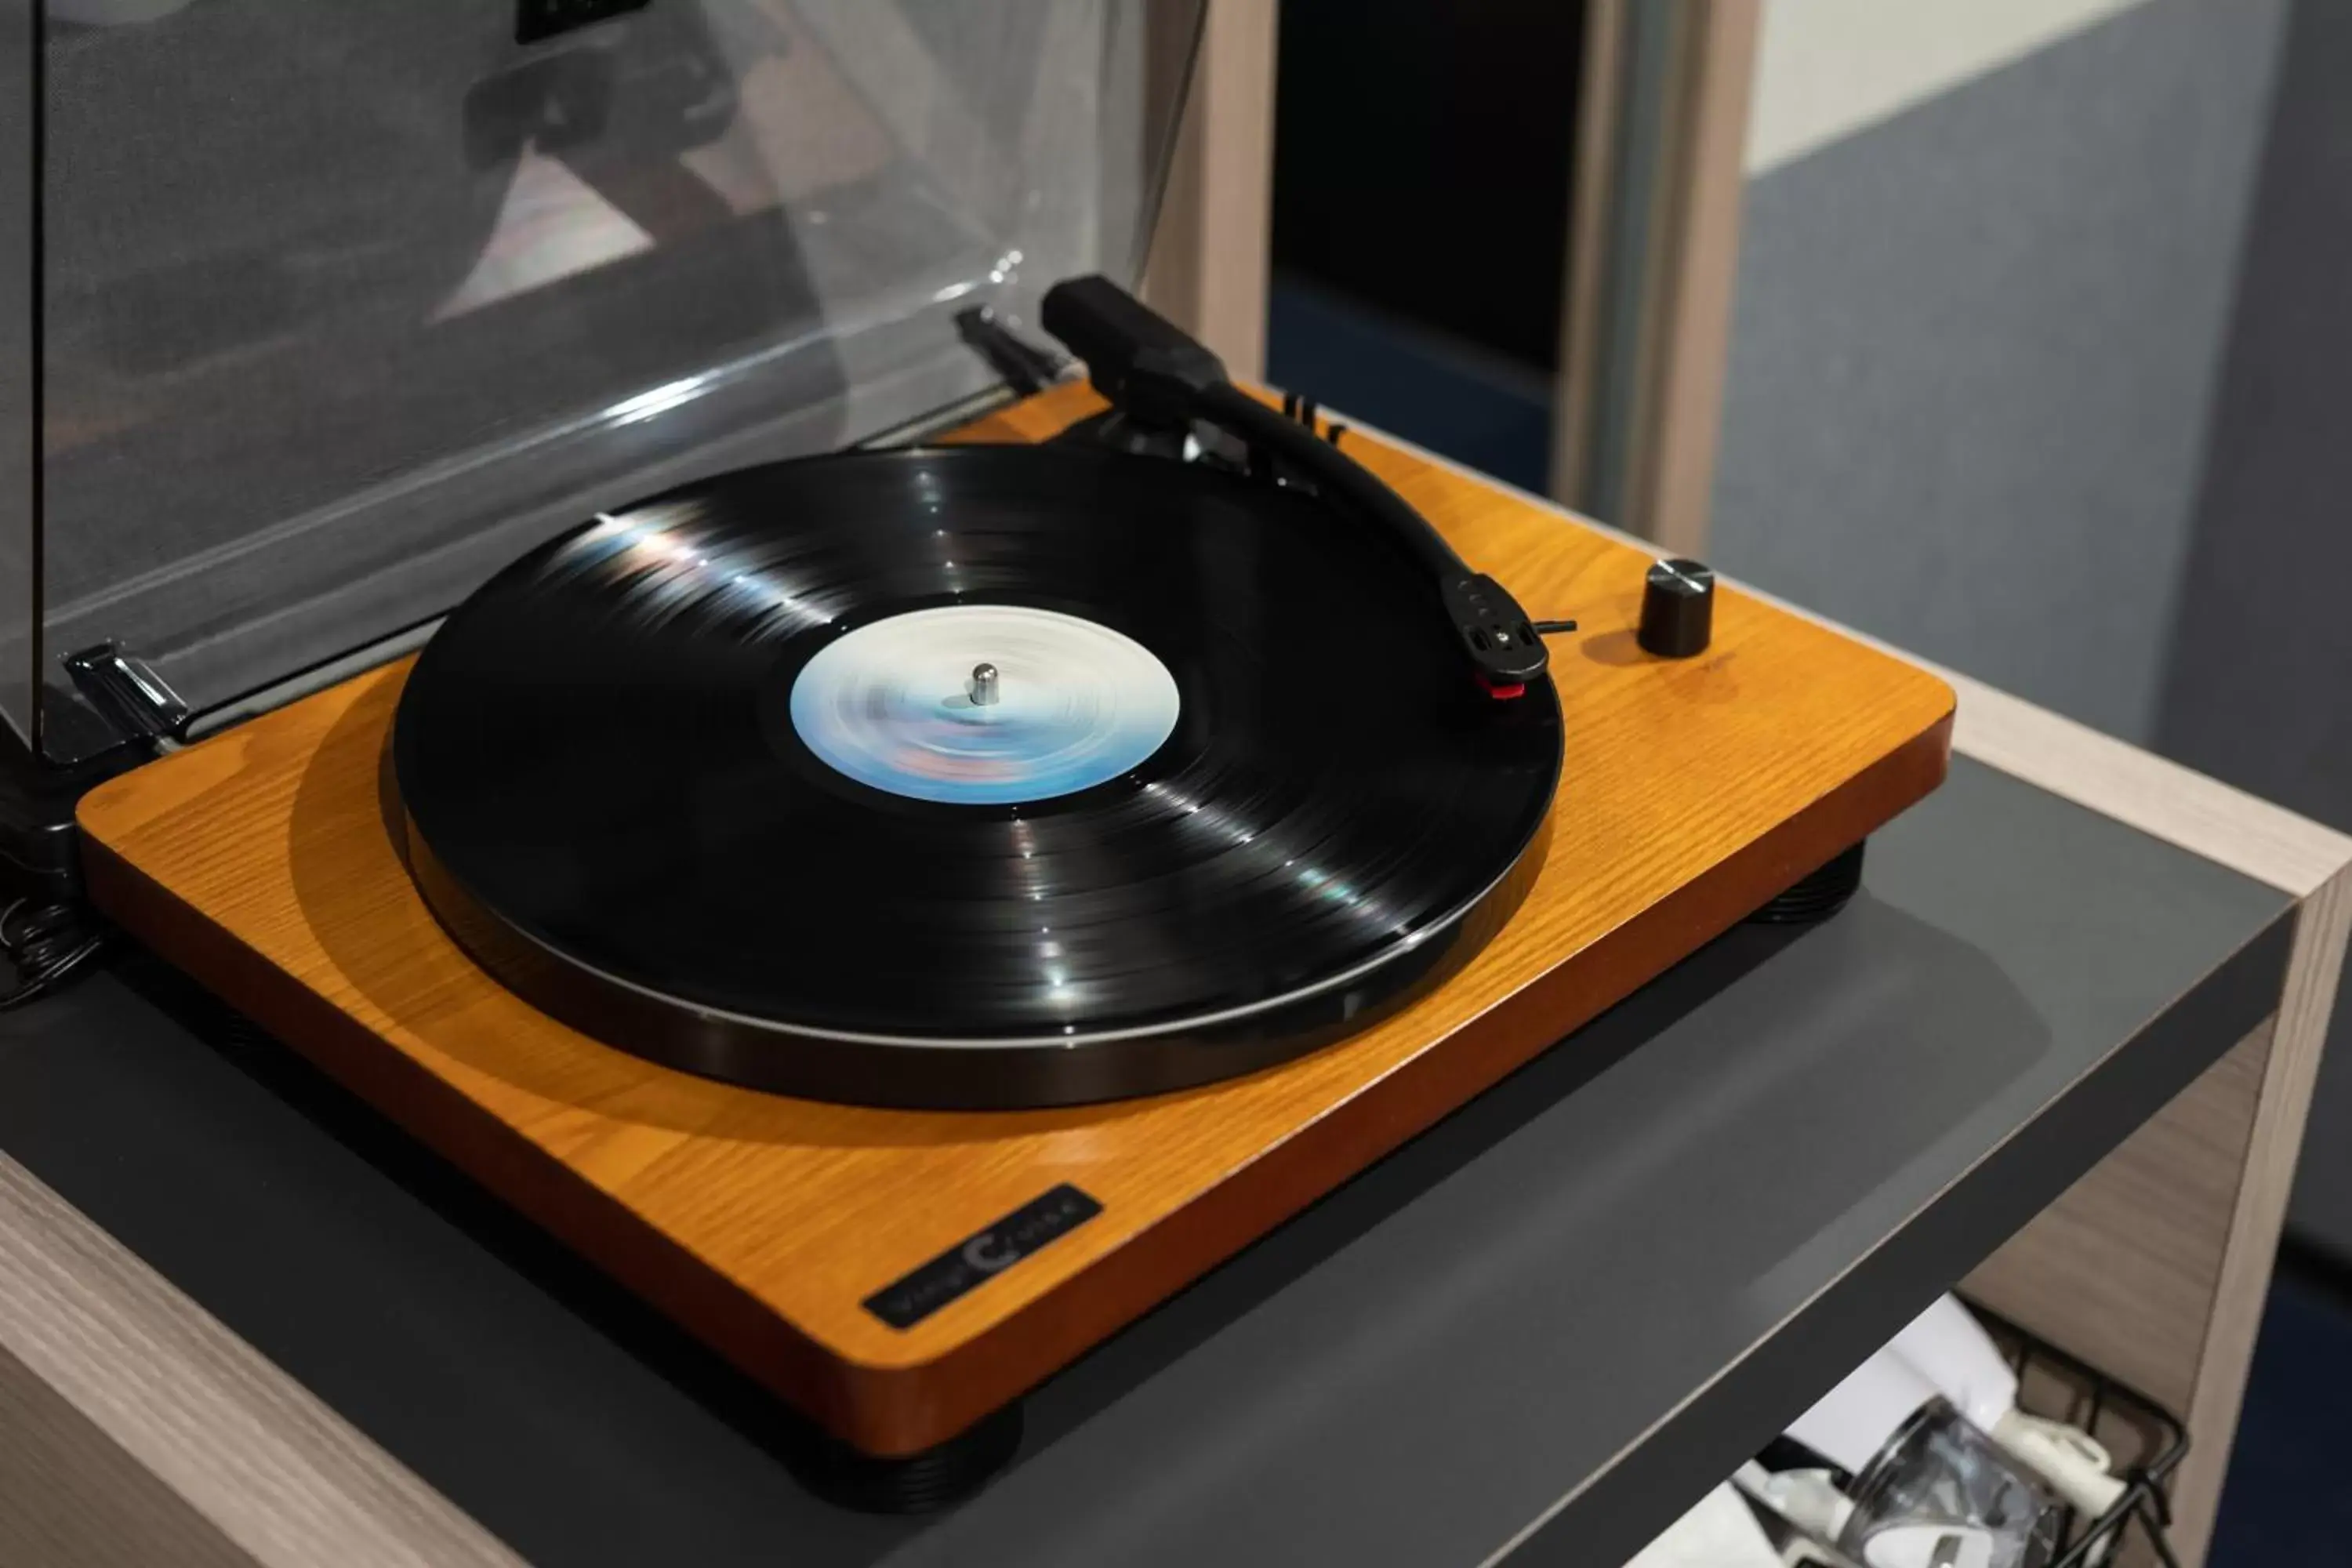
top-left (789, 604), bottom-right (1181, 806)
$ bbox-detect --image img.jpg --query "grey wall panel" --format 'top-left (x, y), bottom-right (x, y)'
top-left (1708, 0), bottom-right (2283, 743)
top-left (2147, 0), bottom-right (2352, 1261)
top-left (2158, 2), bottom-right (2352, 822)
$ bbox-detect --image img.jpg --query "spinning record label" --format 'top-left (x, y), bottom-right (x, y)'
top-left (789, 604), bottom-right (1180, 806)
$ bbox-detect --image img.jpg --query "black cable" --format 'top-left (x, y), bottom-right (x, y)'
top-left (0, 896), bottom-right (109, 1011)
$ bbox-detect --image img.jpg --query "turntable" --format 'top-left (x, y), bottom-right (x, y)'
top-left (23, 1), bottom-right (1948, 1512)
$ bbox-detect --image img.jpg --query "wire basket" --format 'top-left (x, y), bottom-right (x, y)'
top-left (1965, 1301), bottom-right (2189, 1568)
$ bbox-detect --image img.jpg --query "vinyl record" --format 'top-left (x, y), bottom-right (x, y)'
top-left (393, 443), bottom-right (1560, 1107)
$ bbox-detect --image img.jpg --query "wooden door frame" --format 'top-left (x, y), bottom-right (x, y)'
top-left (1552, 0), bottom-right (1759, 559)
top-left (1143, 0), bottom-right (1280, 383)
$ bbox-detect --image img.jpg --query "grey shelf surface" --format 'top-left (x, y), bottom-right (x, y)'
top-left (0, 758), bottom-right (2292, 1568)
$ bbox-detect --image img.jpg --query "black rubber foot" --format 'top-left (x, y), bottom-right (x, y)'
top-left (784, 1401), bottom-right (1024, 1514)
top-left (1749, 841), bottom-right (1867, 925)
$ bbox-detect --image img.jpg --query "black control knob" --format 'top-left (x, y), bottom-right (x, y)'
top-left (1638, 558), bottom-right (1715, 658)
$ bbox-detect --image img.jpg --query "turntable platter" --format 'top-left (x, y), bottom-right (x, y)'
top-left (392, 444), bottom-right (1560, 1106)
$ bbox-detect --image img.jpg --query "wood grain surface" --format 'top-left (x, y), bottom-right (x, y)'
top-left (2166, 868), bottom-right (2352, 1563)
top-left (78, 383), bottom-right (1954, 1455)
top-left (1933, 626), bottom-right (2352, 1568)
top-left (0, 1154), bottom-right (523, 1568)
top-left (1138, 0), bottom-right (1277, 380)
top-left (1964, 1018), bottom-right (2276, 1417)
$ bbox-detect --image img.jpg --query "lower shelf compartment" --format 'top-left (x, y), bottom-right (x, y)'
top-left (1971, 1301), bottom-right (2189, 1568)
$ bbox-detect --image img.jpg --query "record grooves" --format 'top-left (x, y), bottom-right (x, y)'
top-left (393, 445), bottom-right (1562, 1107)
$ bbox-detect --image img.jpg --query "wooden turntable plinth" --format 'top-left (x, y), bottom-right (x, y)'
top-left (76, 384), bottom-right (1953, 1457)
